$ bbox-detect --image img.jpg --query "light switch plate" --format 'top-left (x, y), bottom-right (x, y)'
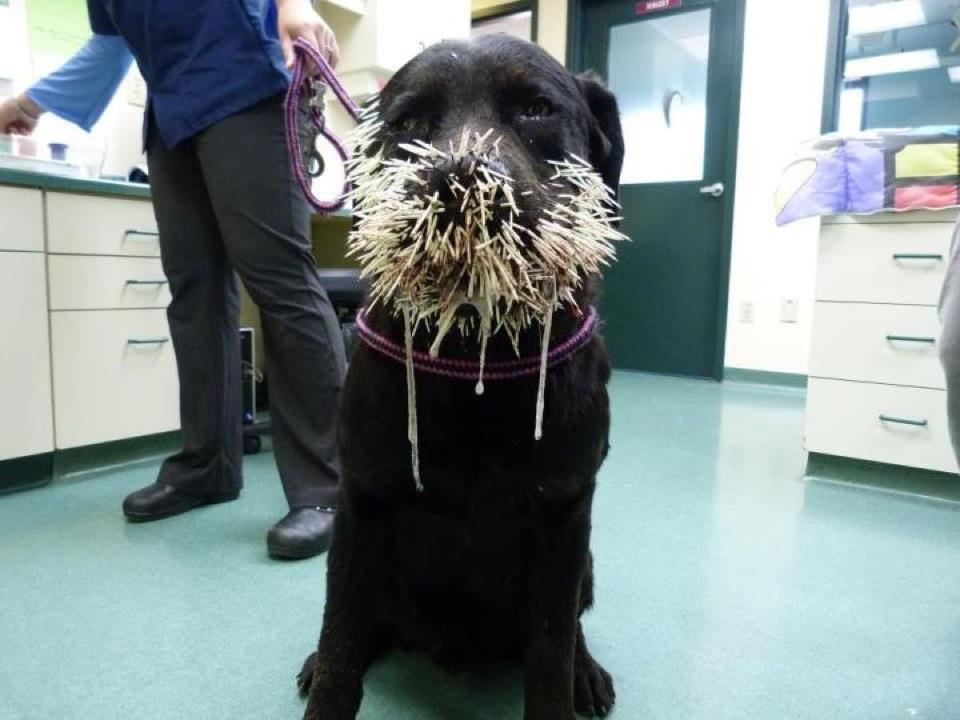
top-left (781, 298), bottom-right (799, 324)
top-left (127, 72), bottom-right (147, 108)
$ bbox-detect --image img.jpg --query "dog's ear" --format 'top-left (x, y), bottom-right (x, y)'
top-left (575, 72), bottom-right (625, 198)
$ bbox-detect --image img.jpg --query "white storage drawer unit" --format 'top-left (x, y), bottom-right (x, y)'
top-left (807, 379), bottom-right (954, 474)
top-left (50, 309), bottom-right (180, 449)
top-left (44, 191), bottom-right (178, 449)
top-left (816, 221), bottom-right (949, 305)
top-left (809, 303), bottom-right (943, 390)
top-left (48, 255), bottom-right (171, 310)
top-left (0, 186), bottom-right (44, 252)
top-left (0, 252), bottom-right (54, 460)
top-left (1, 183), bottom-right (179, 464)
top-left (46, 192), bottom-right (160, 257)
top-left (806, 210), bottom-right (957, 474)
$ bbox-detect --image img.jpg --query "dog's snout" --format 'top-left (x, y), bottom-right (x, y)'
top-left (429, 154), bottom-right (509, 183)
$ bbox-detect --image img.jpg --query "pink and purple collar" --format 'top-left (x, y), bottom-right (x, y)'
top-left (355, 307), bottom-right (599, 381)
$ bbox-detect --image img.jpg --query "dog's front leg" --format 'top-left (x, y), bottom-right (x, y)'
top-left (302, 503), bottom-right (387, 720)
top-left (523, 494), bottom-right (592, 720)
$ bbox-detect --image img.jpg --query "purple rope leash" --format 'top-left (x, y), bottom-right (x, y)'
top-left (356, 307), bottom-right (599, 381)
top-left (284, 38), bottom-right (362, 214)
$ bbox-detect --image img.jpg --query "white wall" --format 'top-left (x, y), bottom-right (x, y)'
top-left (1, 0), bottom-right (145, 178)
top-left (723, 0), bottom-right (831, 375)
top-left (532, 0), bottom-right (828, 376)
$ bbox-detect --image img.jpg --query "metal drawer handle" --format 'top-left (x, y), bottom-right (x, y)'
top-left (879, 414), bottom-right (928, 427)
top-left (125, 279), bottom-right (169, 286)
top-left (123, 229), bottom-right (160, 240)
top-left (892, 253), bottom-right (943, 261)
top-left (127, 337), bottom-right (169, 346)
top-left (886, 335), bottom-right (936, 344)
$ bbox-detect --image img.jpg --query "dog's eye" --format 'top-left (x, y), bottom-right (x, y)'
top-left (518, 98), bottom-right (553, 121)
top-left (395, 116), bottom-right (422, 134)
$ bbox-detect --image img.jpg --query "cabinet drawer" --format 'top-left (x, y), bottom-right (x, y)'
top-left (46, 192), bottom-right (159, 257)
top-left (810, 303), bottom-right (944, 389)
top-left (51, 310), bottom-right (180, 449)
top-left (48, 255), bottom-right (171, 310)
top-left (805, 379), bottom-right (954, 473)
top-left (0, 253), bottom-right (54, 459)
top-left (0, 186), bottom-right (44, 252)
top-left (817, 222), bottom-right (951, 305)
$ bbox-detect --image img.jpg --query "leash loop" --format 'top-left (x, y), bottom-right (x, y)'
top-left (284, 38), bottom-right (362, 214)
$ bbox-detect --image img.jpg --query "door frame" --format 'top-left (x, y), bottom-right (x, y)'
top-left (566, 0), bottom-right (746, 380)
top-left (471, 1), bottom-right (539, 44)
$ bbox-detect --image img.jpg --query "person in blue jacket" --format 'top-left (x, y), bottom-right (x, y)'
top-left (0, 0), bottom-right (347, 560)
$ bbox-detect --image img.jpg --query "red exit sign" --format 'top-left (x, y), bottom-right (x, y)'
top-left (636, 0), bottom-right (682, 14)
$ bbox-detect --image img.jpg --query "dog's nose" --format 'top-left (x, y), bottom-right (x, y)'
top-left (427, 155), bottom-right (511, 197)
top-left (430, 154), bottom-right (505, 178)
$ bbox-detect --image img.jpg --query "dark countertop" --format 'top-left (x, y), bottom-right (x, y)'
top-left (0, 167), bottom-right (151, 199)
top-left (0, 167), bottom-right (353, 219)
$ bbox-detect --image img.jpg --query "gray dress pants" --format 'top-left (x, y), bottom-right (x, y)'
top-left (938, 217), bottom-right (960, 471)
top-left (146, 94), bottom-right (347, 509)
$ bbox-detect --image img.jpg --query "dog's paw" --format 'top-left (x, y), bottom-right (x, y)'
top-left (573, 654), bottom-right (616, 718)
top-left (297, 651), bottom-right (318, 695)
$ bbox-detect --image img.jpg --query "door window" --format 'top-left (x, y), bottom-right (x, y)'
top-left (607, 8), bottom-right (712, 184)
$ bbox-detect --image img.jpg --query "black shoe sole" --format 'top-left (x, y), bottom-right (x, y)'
top-left (124, 490), bottom-right (240, 523)
top-left (267, 535), bottom-right (331, 560)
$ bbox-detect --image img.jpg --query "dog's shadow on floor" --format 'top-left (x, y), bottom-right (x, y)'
top-left (359, 651), bottom-right (524, 719)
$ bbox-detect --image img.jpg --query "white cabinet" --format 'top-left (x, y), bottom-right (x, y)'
top-left (809, 303), bottom-right (943, 390)
top-left (0, 186), bottom-right (43, 252)
top-left (1, 183), bottom-right (179, 462)
top-left (50, 309), bottom-right (180, 449)
top-left (44, 192), bottom-right (177, 449)
top-left (323, 0), bottom-right (471, 98)
top-left (0, 252), bottom-right (54, 460)
top-left (816, 221), bottom-right (949, 305)
top-left (46, 192), bottom-right (160, 257)
top-left (48, 255), bottom-right (171, 310)
top-left (805, 210), bottom-right (957, 473)
top-left (807, 379), bottom-right (955, 474)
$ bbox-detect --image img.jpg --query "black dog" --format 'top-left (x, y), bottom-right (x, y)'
top-left (299, 34), bottom-right (624, 720)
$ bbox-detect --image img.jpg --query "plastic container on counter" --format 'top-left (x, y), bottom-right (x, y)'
top-left (0, 133), bottom-right (106, 179)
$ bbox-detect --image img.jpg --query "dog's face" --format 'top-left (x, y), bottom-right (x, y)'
top-left (376, 34), bottom-right (624, 205)
top-left (348, 34), bottom-right (625, 347)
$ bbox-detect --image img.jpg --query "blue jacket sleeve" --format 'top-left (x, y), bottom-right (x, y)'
top-left (25, 34), bottom-right (133, 132)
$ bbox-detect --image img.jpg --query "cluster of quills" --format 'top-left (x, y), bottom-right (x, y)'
top-left (344, 97), bottom-right (627, 490)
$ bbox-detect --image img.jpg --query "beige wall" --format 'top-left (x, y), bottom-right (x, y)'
top-left (536, 0), bottom-right (568, 65)
top-left (470, 0), bottom-right (568, 66)
top-left (472, 0), bottom-right (515, 12)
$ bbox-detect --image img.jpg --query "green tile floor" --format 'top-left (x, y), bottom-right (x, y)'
top-left (1, 373), bottom-right (958, 719)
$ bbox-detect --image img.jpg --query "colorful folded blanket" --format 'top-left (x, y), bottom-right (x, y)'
top-left (775, 127), bottom-right (960, 226)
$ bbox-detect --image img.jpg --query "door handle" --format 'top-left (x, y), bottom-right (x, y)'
top-left (885, 335), bottom-right (936, 344)
top-left (879, 414), bottom-right (928, 427)
top-left (699, 182), bottom-right (725, 198)
top-left (123, 229), bottom-right (160, 242)
top-left (892, 253), bottom-right (943, 262)
top-left (127, 337), bottom-right (169, 346)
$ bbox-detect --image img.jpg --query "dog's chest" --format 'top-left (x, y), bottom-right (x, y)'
top-left (392, 481), bottom-right (535, 605)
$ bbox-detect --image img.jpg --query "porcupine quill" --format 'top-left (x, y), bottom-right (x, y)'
top-left (346, 101), bottom-right (627, 487)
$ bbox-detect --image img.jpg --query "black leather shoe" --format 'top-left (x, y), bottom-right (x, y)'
top-left (122, 482), bottom-right (239, 523)
top-left (267, 506), bottom-right (336, 560)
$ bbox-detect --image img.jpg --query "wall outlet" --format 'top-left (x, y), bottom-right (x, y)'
top-left (739, 301), bottom-right (755, 324)
top-left (781, 298), bottom-right (799, 324)
top-left (127, 72), bottom-right (147, 108)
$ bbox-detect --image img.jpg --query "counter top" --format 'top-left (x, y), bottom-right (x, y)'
top-left (0, 167), bottom-right (353, 219)
top-left (0, 167), bottom-right (151, 199)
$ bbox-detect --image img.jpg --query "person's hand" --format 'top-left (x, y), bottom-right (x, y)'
top-left (0, 94), bottom-right (42, 135)
top-left (276, 0), bottom-right (340, 69)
